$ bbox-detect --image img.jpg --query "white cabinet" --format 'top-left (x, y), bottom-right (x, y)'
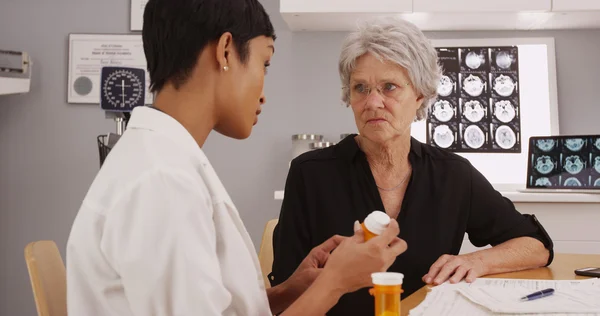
top-left (552, 0), bottom-right (600, 11)
top-left (280, 0), bottom-right (412, 31)
top-left (414, 0), bottom-right (551, 13)
top-left (279, 0), bottom-right (600, 33)
top-left (461, 200), bottom-right (600, 255)
top-left (281, 0), bottom-right (411, 13)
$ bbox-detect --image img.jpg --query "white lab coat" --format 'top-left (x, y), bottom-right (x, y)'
top-left (66, 106), bottom-right (271, 316)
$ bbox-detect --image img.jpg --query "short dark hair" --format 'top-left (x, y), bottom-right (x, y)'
top-left (142, 0), bottom-right (276, 92)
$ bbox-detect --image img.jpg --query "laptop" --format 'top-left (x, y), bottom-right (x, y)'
top-left (519, 135), bottom-right (600, 194)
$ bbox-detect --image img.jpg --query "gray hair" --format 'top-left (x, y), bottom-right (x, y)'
top-left (339, 17), bottom-right (442, 121)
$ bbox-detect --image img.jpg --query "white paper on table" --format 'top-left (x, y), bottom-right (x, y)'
top-left (467, 278), bottom-right (599, 291)
top-left (458, 278), bottom-right (600, 314)
top-left (409, 283), bottom-right (491, 316)
top-left (409, 278), bottom-right (600, 316)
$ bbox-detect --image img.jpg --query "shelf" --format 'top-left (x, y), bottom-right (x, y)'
top-left (275, 190), bottom-right (600, 203)
top-left (500, 191), bottom-right (600, 203)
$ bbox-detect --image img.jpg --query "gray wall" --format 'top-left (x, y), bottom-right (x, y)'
top-left (1, 0), bottom-right (599, 314)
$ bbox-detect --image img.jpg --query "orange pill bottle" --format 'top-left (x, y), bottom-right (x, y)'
top-left (369, 272), bottom-right (404, 316)
top-left (361, 211), bottom-right (391, 241)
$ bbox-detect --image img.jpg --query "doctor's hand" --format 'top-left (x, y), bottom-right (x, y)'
top-left (284, 235), bottom-right (347, 298)
top-left (422, 253), bottom-right (488, 285)
top-left (321, 219), bottom-right (407, 293)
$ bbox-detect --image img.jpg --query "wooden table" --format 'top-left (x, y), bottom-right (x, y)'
top-left (401, 253), bottom-right (600, 316)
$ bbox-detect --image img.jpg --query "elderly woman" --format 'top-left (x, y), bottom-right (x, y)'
top-left (270, 17), bottom-right (553, 315)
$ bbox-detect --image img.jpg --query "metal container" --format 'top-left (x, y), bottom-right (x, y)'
top-left (340, 133), bottom-right (353, 140)
top-left (309, 141), bottom-right (336, 150)
top-left (292, 134), bottom-right (324, 159)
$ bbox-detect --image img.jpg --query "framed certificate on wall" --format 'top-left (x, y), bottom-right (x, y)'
top-left (67, 34), bottom-right (153, 105)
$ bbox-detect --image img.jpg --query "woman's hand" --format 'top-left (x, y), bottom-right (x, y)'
top-left (268, 235), bottom-right (347, 314)
top-left (279, 220), bottom-right (407, 316)
top-left (320, 219), bottom-right (408, 293)
top-left (423, 237), bottom-right (549, 286)
top-left (284, 235), bottom-right (346, 298)
top-left (423, 253), bottom-right (488, 285)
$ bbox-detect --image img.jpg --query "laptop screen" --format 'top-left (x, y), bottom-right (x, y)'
top-left (527, 136), bottom-right (600, 189)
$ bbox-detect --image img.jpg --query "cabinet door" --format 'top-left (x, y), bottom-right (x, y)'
top-left (281, 0), bottom-right (412, 13)
top-left (552, 0), bottom-right (600, 11)
top-left (414, 0), bottom-right (551, 12)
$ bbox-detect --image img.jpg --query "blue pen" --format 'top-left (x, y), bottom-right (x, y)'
top-left (520, 288), bottom-right (555, 301)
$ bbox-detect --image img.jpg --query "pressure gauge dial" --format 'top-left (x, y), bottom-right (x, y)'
top-left (100, 67), bottom-right (146, 111)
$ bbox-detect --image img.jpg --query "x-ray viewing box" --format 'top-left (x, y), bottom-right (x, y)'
top-left (411, 37), bottom-right (559, 188)
top-left (0, 50), bottom-right (32, 96)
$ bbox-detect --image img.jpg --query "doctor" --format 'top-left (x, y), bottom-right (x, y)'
top-left (66, 0), bottom-right (408, 315)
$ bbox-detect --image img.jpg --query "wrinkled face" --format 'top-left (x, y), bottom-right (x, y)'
top-left (214, 36), bottom-right (274, 139)
top-left (348, 53), bottom-right (423, 144)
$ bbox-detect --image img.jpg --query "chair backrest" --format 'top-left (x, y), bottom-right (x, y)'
top-left (24, 240), bottom-right (67, 316)
top-left (258, 219), bottom-right (279, 289)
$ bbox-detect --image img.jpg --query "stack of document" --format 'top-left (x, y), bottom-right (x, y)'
top-left (409, 278), bottom-right (600, 315)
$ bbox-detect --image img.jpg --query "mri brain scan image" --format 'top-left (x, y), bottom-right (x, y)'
top-left (564, 155), bottom-right (585, 175)
top-left (495, 51), bottom-right (513, 69)
top-left (535, 177), bottom-right (553, 187)
top-left (494, 100), bottom-right (516, 123)
top-left (595, 138), bottom-right (600, 151)
top-left (438, 75), bottom-right (454, 97)
top-left (464, 100), bottom-right (485, 123)
top-left (595, 178), bottom-right (600, 187)
top-left (433, 125), bottom-right (454, 149)
top-left (565, 138), bottom-right (585, 152)
top-left (430, 46), bottom-right (524, 154)
top-left (536, 139), bottom-right (556, 152)
top-left (463, 75), bottom-right (484, 97)
top-left (564, 177), bottom-right (582, 187)
top-left (495, 125), bottom-right (516, 149)
top-left (464, 125), bottom-right (485, 149)
top-left (535, 156), bottom-right (555, 175)
top-left (465, 51), bottom-right (484, 69)
top-left (595, 156), bottom-right (600, 174)
top-left (493, 74), bottom-right (516, 97)
top-left (432, 100), bottom-right (454, 122)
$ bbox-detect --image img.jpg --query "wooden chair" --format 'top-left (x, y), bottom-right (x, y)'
top-left (24, 240), bottom-right (67, 316)
top-left (258, 219), bottom-right (279, 289)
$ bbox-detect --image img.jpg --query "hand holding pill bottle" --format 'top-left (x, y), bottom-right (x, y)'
top-left (361, 211), bottom-right (391, 241)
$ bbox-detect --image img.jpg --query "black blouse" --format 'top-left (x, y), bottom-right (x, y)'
top-left (270, 135), bottom-right (553, 316)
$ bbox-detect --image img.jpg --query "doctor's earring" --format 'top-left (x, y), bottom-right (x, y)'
top-left (223, 66), bottom-right (229, 71)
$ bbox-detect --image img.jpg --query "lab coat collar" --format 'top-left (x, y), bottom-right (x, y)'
top-left (127, 106), bottom-right (210, 166)
top-left (127, 106), bottom-right (235, 205)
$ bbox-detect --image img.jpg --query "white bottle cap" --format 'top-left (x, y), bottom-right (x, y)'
top-left (364, 210), bottom-right (391, 235)
top-left (372, 272), bottom-right (404, 285)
